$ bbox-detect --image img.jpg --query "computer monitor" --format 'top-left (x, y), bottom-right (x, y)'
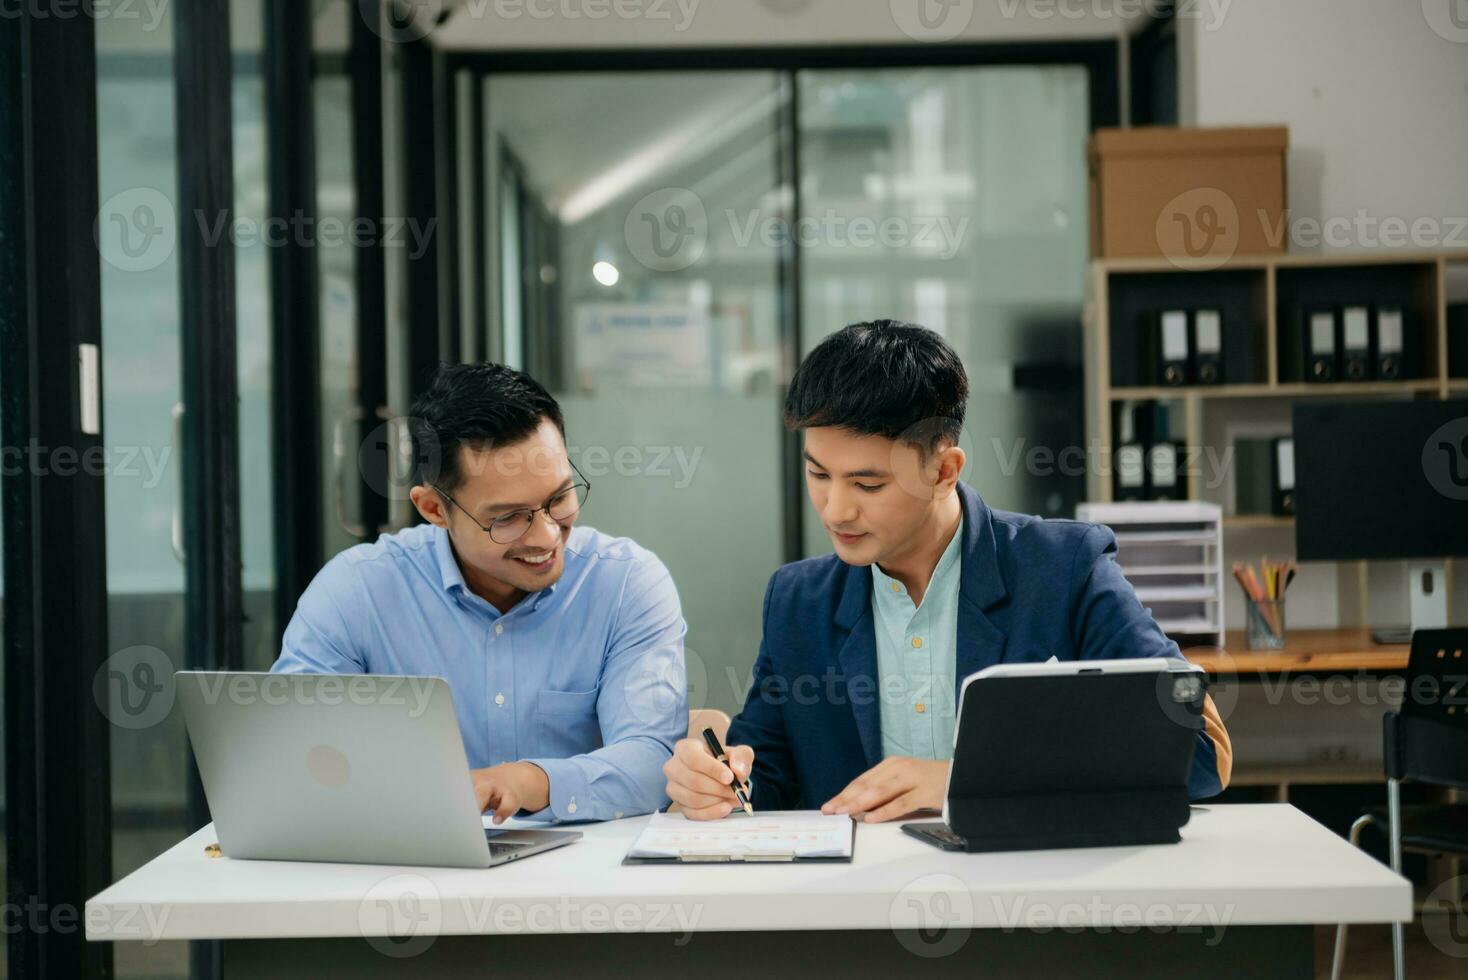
top-left (1292, 399), bottom-right (1468, 642)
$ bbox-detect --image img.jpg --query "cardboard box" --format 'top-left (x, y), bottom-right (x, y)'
top-left (1088, 126), bottom-right (1289, 262)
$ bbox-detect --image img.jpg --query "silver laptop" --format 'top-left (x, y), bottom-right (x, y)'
top-left (178, 672), bottom-right (581, 868)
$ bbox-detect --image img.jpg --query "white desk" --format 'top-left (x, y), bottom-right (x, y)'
top-left (87, 804), bottom-right (1408, 979)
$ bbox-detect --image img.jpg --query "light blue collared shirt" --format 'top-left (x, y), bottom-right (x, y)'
top-left (871, 517), bottom-right (963, 761)
top-left (272, 522), bottom-right (688, 823)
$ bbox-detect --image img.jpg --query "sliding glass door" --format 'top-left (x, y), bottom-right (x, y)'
top-left (486, 71), bottom-right (790, 713)
top-left (6, 1), bottom-right (382, 973)
top-left (797, 65), bottom-right (1091, 553)
top-left (94, 0), bottom-right (281, 974)
top-left (94, 15), bottom-right (191, 977)
top-left (477, 56), bottom-right (1103, 710)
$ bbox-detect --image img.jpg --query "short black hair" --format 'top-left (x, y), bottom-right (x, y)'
top-left (784, 320), bottom-right (968, 453)
top-left (408, 362), bottom-right (565, 491)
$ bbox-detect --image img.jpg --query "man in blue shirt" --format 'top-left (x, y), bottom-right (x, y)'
top-left (273, 363), bottom-right (687, 824)
top-left (662, 321), bottom-right (1231, 821)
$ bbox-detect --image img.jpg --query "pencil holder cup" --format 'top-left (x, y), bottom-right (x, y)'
top-left (1245, 598), bottom-right (1286, 650)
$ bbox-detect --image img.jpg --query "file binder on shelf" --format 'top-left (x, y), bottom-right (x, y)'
top-left (1147, 442), bottom-right (1182, 501)
top-left (1143, 401), bottom-right (1182, 502)
top-left (1306, 307), bottom-right (1338, 382)
top-left (1373, 306), bottom-right (1405, 380)
top-left (1451, 304), bottom-right (1468, 379)
top-left (1192, 308), bottom-right (1224, 385)
top-left (1340, 305), bottom-right (1372, 381)
top-left (1157, 309), bottom-right (1191, 386)
top-left (1114, 401), bottom-right (1148, 502)
top-left (1271, 436), bottom-right (1296, 516)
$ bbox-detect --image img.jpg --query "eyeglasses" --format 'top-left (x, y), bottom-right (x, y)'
top-left (434, 462), bottom-right (592, 544)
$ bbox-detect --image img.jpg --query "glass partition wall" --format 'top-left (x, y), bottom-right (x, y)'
top-left (488, 72), bottom-right (789, 713)
top-left (95, 1), bottom-right (279, 972)
top-left (94, 16), bottom-right (191, 977)
top-left (798, 65), bottom-right (1091, 553)
top-left (484, 62), bottom-right (1095, 712)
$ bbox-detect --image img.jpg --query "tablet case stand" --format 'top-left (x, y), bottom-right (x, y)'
top-left (941, 787), bottom-right (1191, 852)
top-left (911, 667), bottom-right (1205, 853)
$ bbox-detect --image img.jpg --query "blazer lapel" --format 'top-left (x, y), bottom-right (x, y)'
top-left (955, 484), bottom-right (1009, 698)
top-left (833, 563), bottom-right (882, 769)
top-left (831, 485), bottom-right (1008, 766)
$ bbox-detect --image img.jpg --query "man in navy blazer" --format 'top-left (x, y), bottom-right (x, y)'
top-left (664, 321), bottom-right (1232, 822)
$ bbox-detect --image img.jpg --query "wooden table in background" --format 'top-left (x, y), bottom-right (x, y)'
top-left (1184, 628), bottom-right (1410, 675)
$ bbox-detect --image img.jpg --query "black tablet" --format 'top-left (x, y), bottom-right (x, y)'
top-left (904, 658), bottom-right (1207, 853)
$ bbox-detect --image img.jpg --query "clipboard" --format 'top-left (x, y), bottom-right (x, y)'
top-left (622, 811), bottom-right (856, 865)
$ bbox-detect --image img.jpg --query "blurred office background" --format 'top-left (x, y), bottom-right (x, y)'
top-left (3, 1), bottom-right (1466, 977)
top-left (9, 2), bottom-right (1106, 970)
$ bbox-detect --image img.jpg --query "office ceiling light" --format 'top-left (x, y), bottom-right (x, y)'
top-left (559, 89), bottom-right (780, 225)
top-left (592, 261), bottom-right (620, 287)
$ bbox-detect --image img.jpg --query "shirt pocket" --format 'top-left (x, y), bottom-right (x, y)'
top-left (537, 688), bottom-right (603, 753)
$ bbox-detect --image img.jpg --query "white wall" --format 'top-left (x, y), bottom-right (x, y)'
top-left (1182, 0), bottom-right (1468, 254)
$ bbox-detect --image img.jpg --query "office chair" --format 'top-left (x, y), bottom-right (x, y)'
top-left (1330, 629), bottom-right (1468, 980)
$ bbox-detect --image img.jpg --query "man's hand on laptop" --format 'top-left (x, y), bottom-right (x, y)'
top-left (663, 737), bottom-right (754, 820)
top-left (472, 762), bottom-right (550, 824)
top-left (821, 757), bottom-right (949, 823)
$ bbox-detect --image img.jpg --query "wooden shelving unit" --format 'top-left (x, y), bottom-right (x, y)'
top-left (1221, 514), bottom-right (1293, 530)
top-left (1085, 249), bottom-right (1467, 507)
top-left (1110, 379), bottom-right (1443, 401)
top-left (1087, 253), bottom-right (1467, 803)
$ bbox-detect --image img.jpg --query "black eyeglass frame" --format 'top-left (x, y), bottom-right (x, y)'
top-left (432, 460), bottom-right (592, 544)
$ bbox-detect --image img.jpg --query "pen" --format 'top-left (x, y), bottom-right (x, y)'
top-left (701, 727), bottom-right (754, 816)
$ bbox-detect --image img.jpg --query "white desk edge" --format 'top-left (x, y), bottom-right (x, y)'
top-left (85, 804), bottom-right (1410, 942)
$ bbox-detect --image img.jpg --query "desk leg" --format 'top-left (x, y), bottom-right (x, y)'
top-left (224, 924), bottom-right (1313, 979)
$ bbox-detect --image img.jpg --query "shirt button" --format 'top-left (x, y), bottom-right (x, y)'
top-left (567, 802), bottom-right (578, 815)
top-left (494, 693), bottom-right (505, 707)
top-left (912, 637), bottom-right (923, 649)
top-left (495, 623), bottom-right (504, 636)
top-left (614, 812), bottom-right (624, 820)
top-left (890, 582), bottom-right (901, 593)
top-left (915, 702), bottom-right (927, 714)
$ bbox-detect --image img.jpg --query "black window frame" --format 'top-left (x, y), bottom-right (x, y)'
top-left (2, 9), bottom-right (114, 979)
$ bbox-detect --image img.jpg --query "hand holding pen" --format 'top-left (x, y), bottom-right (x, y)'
top-left (702, 728), bottom-right (755, 816)
top-left (663, 729), bottom-right (756, 820)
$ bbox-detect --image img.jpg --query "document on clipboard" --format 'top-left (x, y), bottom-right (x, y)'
top-left (624, 811), bottom-right (855, 864)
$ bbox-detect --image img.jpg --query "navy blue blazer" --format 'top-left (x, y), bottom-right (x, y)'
top-left (726, 483), bottom-right (1225, 808)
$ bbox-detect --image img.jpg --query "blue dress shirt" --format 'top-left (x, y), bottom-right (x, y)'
top-left (272, 522), bottom-right (688, 823)
top-left (871, 516), bottom-right (963, 761)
